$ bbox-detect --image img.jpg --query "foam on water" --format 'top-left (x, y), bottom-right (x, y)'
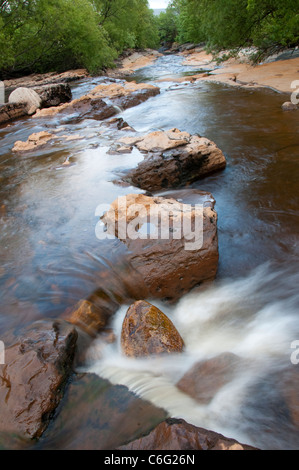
top-left (84, 263), bottom-right (299, 449)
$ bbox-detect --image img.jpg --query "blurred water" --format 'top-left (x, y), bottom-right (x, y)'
top-left (0, 54), bottom-right (298, 449)
top-left (86, 263), bottom-right (299, 450)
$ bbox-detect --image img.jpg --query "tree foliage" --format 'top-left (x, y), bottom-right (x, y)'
top-left (169, 0), bottom-right (299, 57)
top-left (92, 0), bottom-right (159, 51)
top-left (156, 5), bottom-right (179, 44)
top-left (0, 0), bottom-right (159, 77)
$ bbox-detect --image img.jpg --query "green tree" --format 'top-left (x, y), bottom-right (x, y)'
top-left (91, 0), bottom-right (159, 52)
top-left (0, 0), bottom-right (159, 77)
top-left (0, 0), bottom-right (116, 76)
top-left (170, 0), bottom-right (299, 58)
top-left (247, 0), bottom-right (299, 51)
top-left (156, 5), bottom-right (179, 44)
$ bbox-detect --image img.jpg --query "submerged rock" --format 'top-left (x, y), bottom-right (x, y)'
top-left (118, 418), bottom-right (257, 450)
top-left (119, 128), bottom-right (226, 191)
top-left (177, 353), bottom-right (246, 404)
top-left (0, 320), bottom-right (78, 440)
top-left (4, 69), bottom-right (89, 90)
top-left (282, 101), bottom-right (298, 111)
top-left (38, 373), bottom-right (167, 450)
top-left (101, 193), bottom-right (219, 301)
top-left (240, 366), bottom-right (299, 448)
top-left (121, 300), bottom-right (184, 358)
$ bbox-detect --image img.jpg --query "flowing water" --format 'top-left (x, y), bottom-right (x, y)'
top-left (0, 54), bottom-right (299, 449)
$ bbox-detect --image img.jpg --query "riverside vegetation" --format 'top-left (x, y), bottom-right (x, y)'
top-left (1, 0), bottom-right (298, 79)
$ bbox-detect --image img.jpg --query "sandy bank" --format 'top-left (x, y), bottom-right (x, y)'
top-left (179, 48), bottom-right (299, 94)
top-left (107, 49), bottom-right (162, 78)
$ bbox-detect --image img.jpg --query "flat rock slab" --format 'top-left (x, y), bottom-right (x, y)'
top-left (177, 353), bottom-right (247, 404)
top-left (0, 320), bottom-right (77, 441)
top-left (119, 128), bottom-right (226, 191)
top-left (0, 102), bottom-right (27, 125)
top-left (34, 95), bottom-right (117, 120)
top-left (34, 80), bottom-right (160, 120)
top-left (3, 69), bottom-right (89, 90)
top-left (12, 131), bottom-right (56, 152)
top-left (90, 81), bottom-right (160, 110)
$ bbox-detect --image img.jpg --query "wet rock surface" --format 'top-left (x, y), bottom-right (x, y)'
top-left (1, 83), bottom-right (73, 125)
top-left (90, 81), bottom-right (160, 110)
top-left (121, 300), bottom-right (184, 358)
top-left (33, 83), bottom-right (72, 108)
top-left (282, 101), bottom-right (298, 111)
top-left (118, 418), bottom-right (257, 450)
top-left (34, 94), bottom-right (117, 121)
top-left (119, 128), bottom-right (226, 191)
top-left (101, 193), bottom-right (219, 301)
top-left (177, 353), bottom-right (246, 404)
top-left (38, 373), bottom-right (167, 450)
top-left (63, 299), bottom-right (118, 338)
top-left (12, 131), bottom-right (56, 152)
top-left (0, 320), bottom-right (78, 440)
top-left (0, 102), bottom-right (27, 125)
top-left (34, 80), bottom-right (160, 120)
top-left (9, 87), bottom-right (42, 115)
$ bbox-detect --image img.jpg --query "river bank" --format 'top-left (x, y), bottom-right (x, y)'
top-left (163, 46), bottom-right (299, 95)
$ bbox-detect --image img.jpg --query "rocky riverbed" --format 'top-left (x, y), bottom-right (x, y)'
top-left (0, 48), bottom-right (298, 450)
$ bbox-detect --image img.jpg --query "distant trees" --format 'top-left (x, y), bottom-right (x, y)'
top-left (92, 0), bottom-right (159, 52)
top-left (2, 0), bottom-right (297, 77)
top-left (156, 4), bottom-right (178, 44)
top-left (0, 0), bottom-right (159, 77)
top-left (157, 0), bottom-right (299, 59)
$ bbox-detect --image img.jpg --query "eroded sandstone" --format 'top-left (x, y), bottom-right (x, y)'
top-left (0, 320), bottom-right (78, 440)
top-left (119, 128), bottom-right (226, 191)
top-left (101, 193), bottom-right (219, 301)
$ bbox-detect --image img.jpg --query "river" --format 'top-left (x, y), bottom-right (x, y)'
top-left (0, 54), bottom-right (298, 450)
